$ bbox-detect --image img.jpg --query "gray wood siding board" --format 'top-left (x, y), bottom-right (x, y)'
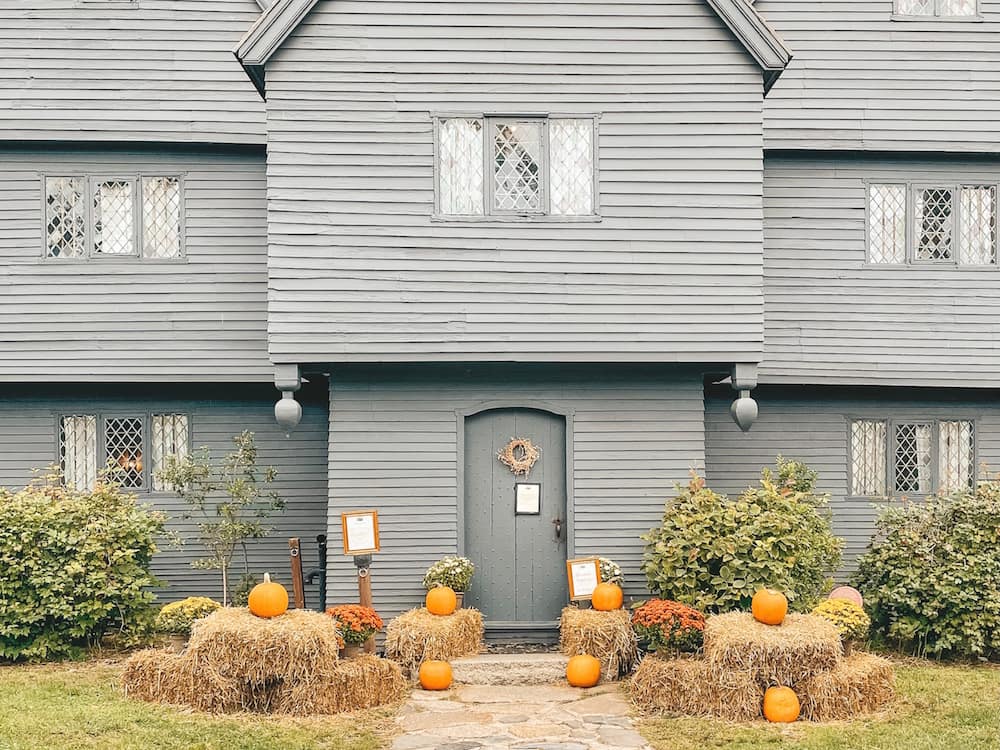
top-left (0, 146), bottom-right (270, 382)
top-left (262, 0), bottom-right (765, 364)
top-left (760, 0), bottom-right (1000, 151)
top-left (325, 365), bottom-right (705, 620)
top-left (705, 385), bottom-right (1000, 576)
top-left (760, 153), bottom-right (1000, 388)
top-left (1, 1), bottom-right (265, 145)
top-left (0, 384), bottom-right (329, 604)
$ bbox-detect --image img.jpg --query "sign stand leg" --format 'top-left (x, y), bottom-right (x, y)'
top-left (354, 554), bottom-right (375, 653)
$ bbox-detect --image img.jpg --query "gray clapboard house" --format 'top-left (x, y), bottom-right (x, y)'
top-left (1, 0), bottom-right (995, 634)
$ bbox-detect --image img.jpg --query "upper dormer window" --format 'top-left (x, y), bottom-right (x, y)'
top-left (44, 175), bottom-right (182, 259)
top-left (895, 0), bottom-right (978, 18)
top-left (868, 182), bottom-right (996, 265)
top-left (435, 116), bottom-right (598, 219)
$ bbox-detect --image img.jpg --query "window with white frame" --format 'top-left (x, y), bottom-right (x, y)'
top-left (868, 182), bottom-right (996, 265)
top-left (849, 418), bottom-right (976, 496)
top-left (436, 116), bottom-right (597, 217)
top-left (895, 0), bottom-right (977, 17)
top-left (58, 412), bottom-right (189, 491)
top-left (45, 175), bottom-right (182, 259)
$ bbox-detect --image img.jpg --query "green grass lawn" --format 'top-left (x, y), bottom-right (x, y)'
top-left (639, 660), bottom-right (1000, 750)
top-left (0, 659), bottom-right (395, 750)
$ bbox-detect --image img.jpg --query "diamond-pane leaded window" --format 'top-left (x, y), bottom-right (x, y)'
top-left (851, 420), bottom-right (887, 496)
top-left (105, 417), bottom-right (144, 488)
top-left (94, 180), bottom-right (135, 255)
top-left (494, 121), bottom-right (543, 213)
top-left (60, 415), bottom-right (98, 490)
top-left (897, 0), bottom-right (977, 14)
top-left (895, 422), bottom-right (933, 494)
top-left (151, 414), bottom-right (189, 491)
top-left (868, 184), bottom-right (906, 264)
top-left (549, 119), bottom-right (594, 216)
top-left (959, 186), bottom-right (996, 265)
top-left (46, 177), bottom-right (87, 258)
top-left (142, 177), bottom-right (181, 258)
top-left (439, 119), bottom-right (484, 215)
top-left (914, 187), bottom-right (953, 261)
top-left (939, 420), bottom-right (975, 493)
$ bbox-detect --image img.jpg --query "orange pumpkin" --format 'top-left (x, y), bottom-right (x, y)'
top-left (752, 588), bottom-right (788, 626)
top-left (248, 573), bottom-right (289, 618)
top-left (425, 585), bottom-right (457, 616)
top-left (591, 582), bottom-right (623, 611)
top-left (418, 660), bottom-right (453, 690)
top-left (566, 654), bottom-right (601, 687)
top-left (763, 686), bottom-right (800, 723)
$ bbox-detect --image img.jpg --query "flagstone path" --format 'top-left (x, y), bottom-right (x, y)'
top-left (392, 683), bottom-right (652, 750)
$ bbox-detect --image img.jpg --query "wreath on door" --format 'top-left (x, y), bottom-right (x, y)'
top-left (497, 437), bottom-right (541, 476)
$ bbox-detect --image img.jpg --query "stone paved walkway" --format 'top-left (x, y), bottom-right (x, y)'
top-left (392, 683), bottom-right (652, 750)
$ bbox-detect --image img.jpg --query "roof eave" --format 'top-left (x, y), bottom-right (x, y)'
top-left (704, 0), bottom-right (793, 93)
top-left (234, 0), bottom-right (320, 96)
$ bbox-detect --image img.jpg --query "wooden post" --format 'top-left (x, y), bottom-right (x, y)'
top-left (354, 554), bottom-right (375, 653)
top-left (289, 538), bottom-right (306, 610)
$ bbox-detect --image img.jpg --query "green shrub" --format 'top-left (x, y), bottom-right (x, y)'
top-left (852, 483), bottom-right (1000, 659)
top-left (641, 459), bottom-right (842, 613)
top-left (0, 473), bottom-right (165, 660)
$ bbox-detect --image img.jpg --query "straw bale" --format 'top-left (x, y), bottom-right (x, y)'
top-left (121, 648), bottom-right (246, 713)
top-left (559, 606), bottom-right (639, 678)
top-left (704, 612), bottom-right (842, 686)
top-left (187, 607), bottom-right (340, 685)
top-left (797, 652), bottom-right (896, 721)
top-left (630, 654), bottom-right (762, 722)
top-left (384, 607), bottom-right (484, 674)
top-left (275, 655), bottom-right (408, 714)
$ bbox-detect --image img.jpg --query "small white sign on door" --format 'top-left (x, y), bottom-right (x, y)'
top-left (515, 483), bottom-right (541, 514)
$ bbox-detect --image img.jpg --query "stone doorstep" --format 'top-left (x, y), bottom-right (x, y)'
top-left (451, 652), bottom-right (570, 686)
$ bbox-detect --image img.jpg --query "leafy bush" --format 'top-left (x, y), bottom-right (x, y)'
top-left (154, 597), bottom-right (221, 635)
top-left (598, 557), bottom-right (625, 586)
top-left (811, 599), bottom-right (870, 641)
top-left (422, 556), bottom-right (475, 592)
top-left (631, 599), bottom-right (705, 653)
top-left (641, 459), bottom-right (842, 613)
top-left (0, 473), bottom-right (164, 660)
top-left (852, 483), bottom-right (1000, 659)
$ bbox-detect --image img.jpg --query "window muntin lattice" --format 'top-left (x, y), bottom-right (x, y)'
top-left (60, 415), bottom-right (98, 490)
top-left (868, 184), bottom-right (906, 264)
top-left (939, 420), bottom-right (975, 493)
top-left (151, 413), bottom-right (189, 491)
top-left (94, 180), bottom-right (135, 255)
top-left (142, 177), bottom-right (181, 259)
top-left (914, 187), bottom-right (953, 261)
top-left (894, 422), bottom-right (934, 493)
top-left (104, 417), bottom-right (144, 488)
top-left (959, 186), bottom-right (996, 264)
top-left (896, 0), bottom-right (977, 15)
top-left (45, 177), bottom-right (87, 258)
top-left (850, 419), bottom-right (887, 496)
top-left (436, 116), bottom-right (595, 218)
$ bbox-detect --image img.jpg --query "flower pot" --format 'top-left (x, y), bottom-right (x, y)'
top-left (168, 634), bottom-right (188, 654)
top-left (342, 643), bottom-right (363, 659)
top-left (455, 592), bottom-right (465, 609)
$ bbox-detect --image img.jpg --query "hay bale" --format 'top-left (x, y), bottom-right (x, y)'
top-left (559, 606), bottom-right (639, 678)
top-left (275, 655), bottom-right (408, 714)
top-left (704, 612), bottom-right (841, 686)
top-left (630, 654), bottom-right (762, 722)
top-left (121, 648), bottom-right (245, 713)
top-left (187, 607), bottom-right (340, 685)
top-left (797, 652), bottom-right (896, 721)
top-left (384, 607), bottom-right (484, 674)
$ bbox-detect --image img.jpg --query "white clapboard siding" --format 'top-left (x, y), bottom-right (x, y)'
top-left (705, 385), bottom-right (1000, 575)
top-left (0, 1), bottom-right (265, 145)
top-left (0, 382), bottom-right (330, 604)
top-left (760, 153), bottom-right (1000, 388)
top-left (325, 365), bottom-right (706, 619)
top-left (761, 0), bottom-right (1000, 152)
top-left (263, 0), bottom-right (766, 365)
top-left (0, 146), bottom-right (270, 382)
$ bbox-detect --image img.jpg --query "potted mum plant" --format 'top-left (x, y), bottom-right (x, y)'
top-left (811, 598), bottom-right (870, 655)
top-left (631, 598), bottom-right (706, 656)
top-left (325, 604), bottom-right (384, 657)
top-left (154, 596), bottom-right (221, 652)
top-left (422, 556), bottom-right (474, 608)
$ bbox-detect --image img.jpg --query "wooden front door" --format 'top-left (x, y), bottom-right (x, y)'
top-left (463, 408), bottom-right (568, 624)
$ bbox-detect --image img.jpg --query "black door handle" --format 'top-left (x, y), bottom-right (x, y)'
top-left (552, 517), bottom-right (562, 540)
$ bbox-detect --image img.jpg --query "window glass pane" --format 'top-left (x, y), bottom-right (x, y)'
top-left (105, 416), bottom-right (144, 488)
top-left (60, 415), bottom-right (98, 490)
top-left (549, 119), bottom-right (594, 216)
top-left (94, 180), bottom-right (135, 255)
top-left (959, 186), bottom-right (995, 265)
top-left (439, 119), bottom-right (484, 215)
top-left (46, 177), bottom-right (86, 258)
top-left (938, 0), bottom-right (976, 14)
top-left (939, 420), bottom-right (975, 493)
top-left (851, 420), bottom-right (887, 496)
top-left (142, 177), bottom-right (181, 258)
top-left (868, 184), bottom-right (906, 263)
top-left (914, 187), bottom-right (953, 261)
top-left (897, 0), bottom-right (934, 13)
top-left (493, 121), bottom-right (543, 212)
top-left (895, 422), bottom-right (933, 494)
top-left (151, 414), bottom-right (189, 491)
